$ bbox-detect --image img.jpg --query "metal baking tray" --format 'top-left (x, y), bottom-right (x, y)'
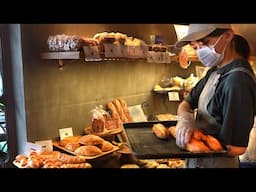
top-left (123, 121), bottom-right (228, 159)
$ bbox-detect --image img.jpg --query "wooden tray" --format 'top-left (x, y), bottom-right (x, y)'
top-left (53, 141), bottom-right (119, 160)
top-left (84, 126), bottom-right (123, 137)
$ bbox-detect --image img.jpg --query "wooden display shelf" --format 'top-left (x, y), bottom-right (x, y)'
top-left (40, 51), bottom-right (82, 59)
top-left (40, 51), bottom-right (84, 70)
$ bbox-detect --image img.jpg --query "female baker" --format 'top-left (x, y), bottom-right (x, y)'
top-left (175, 24), bottom-right (256, 168)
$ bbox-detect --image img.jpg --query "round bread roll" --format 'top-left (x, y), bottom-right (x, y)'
top-left (75, 145), bottom-right (102, 156)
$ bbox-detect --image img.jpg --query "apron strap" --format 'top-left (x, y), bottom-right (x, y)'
top-left (221, 67), bottom-right (256, 83)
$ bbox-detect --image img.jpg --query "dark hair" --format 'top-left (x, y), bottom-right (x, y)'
top-left (208, 29), bottom-right (250, 60)
top-left (232, 34), bottom-right (250, 60)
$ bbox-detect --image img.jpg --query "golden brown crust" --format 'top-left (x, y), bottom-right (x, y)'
top-left (112, 99), bottom-right (128, 123)
top-left (64, 143), bottom-right (81, 152)
top-left (121, 164), bottom-right (140, 168)
top-left (186, 138), bottom-right (211, 152)
top-left (118, 98), bottom-right (133, 122)
top-left (59, 136), bottom-right (82, 147)
top-left (100, 141), bottom-right (114, 152)
top-left (168, 126), bottom-right (176, 138)
top-left (57, 153), bottom-right (86, 164)
top-left (74, 145), bottom-right (102, 156)
top-left (152, 123), bottom-right (169, 139)
top-left (107, 102), bottom-right (122, 125)
top-left (79, 134), bottom-right (104, 145)
top-left (61, 163), bottom-right (92, 168)
top-left (192, 130), bottom-right (223, 151)
top-left (204, 135), bottom-right (223, 151)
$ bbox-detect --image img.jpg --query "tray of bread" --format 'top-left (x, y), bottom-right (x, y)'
top-left (13, 150), bottom-right (92, 168)
top-left (53, 134), bottom-right (119, 160)
top-left (123, 121), bottom-right (228, 159)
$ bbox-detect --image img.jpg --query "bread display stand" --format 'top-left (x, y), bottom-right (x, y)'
top-left (84, 126), bottom-right (123, 137)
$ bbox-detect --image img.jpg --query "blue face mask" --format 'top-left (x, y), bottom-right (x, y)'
top-left (196, 35), bottom-right (225, 67)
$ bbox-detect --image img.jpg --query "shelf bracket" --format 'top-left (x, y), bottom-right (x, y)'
top-left (58, 59), bottom-right (64, 70)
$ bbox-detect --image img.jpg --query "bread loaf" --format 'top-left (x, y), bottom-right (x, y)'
top-left (118, 98), bottom-right (133, 122)
top-left (203, 135), bottom-right (223, 151)
top-left (75, 145), bottom-right (102, 156)
top-left (107, 102), bottom-right (122, 125)
top-left (64, 142), bottom-right (80, 152)
top-left (112, 99), bottom-right (128, 123)
top-left (79, 134), bottom-right (104, 145)
top-left (152, 123), bottom-right (169, 139)
top-left (186, 138), bottom-right (211, 152)
top-left (100, 141), bottom-right (114, 152)
top-left (168, 126), bottom-right (176, 138)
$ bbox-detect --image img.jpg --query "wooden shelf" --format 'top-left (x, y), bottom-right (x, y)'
top-left (40, 51), bottom-right (82, 60)
top-left (40, 51), bottom-right (83, 70)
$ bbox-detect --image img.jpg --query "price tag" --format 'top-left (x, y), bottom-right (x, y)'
top-left (168, 92), bottom-right (180, 101)
top-left (59, 127), bottom-right (73, 140)
top-left (24, 142), bottom-right (42, 156)
top-left (147, 51), bottom-right (154, 63)
top-left (35, 140), bottom-right (53, 152)
top-left (83, 46), bottom-right (101, 61)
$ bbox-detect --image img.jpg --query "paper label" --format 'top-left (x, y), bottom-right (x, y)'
top-left (168, 92), bottom-right (180, 101)
top-left (24, 142), bottom-right (42, 156)
top-left (128, 105), bottom-right (147, 122)
top-left (35, 140), bottom-right (53, 152)
top-left (59, 127), bottom-right (73, 140)
top-left (83, 46), bottom-right (101, 61)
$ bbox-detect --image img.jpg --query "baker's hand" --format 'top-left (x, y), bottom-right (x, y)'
top-left (176, 114), bottom-right (196, 149)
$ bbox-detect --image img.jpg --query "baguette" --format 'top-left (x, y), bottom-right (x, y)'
top-left (118, 98), bottom-right (133, 122)
top-left (112, 99), bottom-right (128, 123)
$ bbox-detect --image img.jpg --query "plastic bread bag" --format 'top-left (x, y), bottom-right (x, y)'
top-left (90, 105), bottom-right (111, 133)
